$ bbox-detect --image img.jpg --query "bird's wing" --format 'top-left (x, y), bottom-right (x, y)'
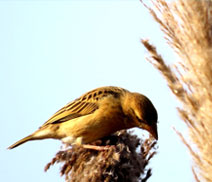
top-left (42, 86), bottom-right (127, 126)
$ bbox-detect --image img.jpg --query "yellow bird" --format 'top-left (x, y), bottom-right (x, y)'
top-left (8, 86), bottom-right (158, 150)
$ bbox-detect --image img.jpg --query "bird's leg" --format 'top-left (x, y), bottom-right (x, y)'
top-left (82, 144), bottom-right (111, 151)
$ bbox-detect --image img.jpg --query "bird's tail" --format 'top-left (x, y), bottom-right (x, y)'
top-left (8, 134), bottom-right (34, 149)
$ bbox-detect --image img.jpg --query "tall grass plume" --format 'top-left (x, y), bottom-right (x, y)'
top-left (141, 1), bottom-right (212, 181)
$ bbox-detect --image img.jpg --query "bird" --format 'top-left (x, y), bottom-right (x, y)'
top-left (8, 86), bottom-right (158, 150)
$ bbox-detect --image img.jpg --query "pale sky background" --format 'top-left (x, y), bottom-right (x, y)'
top-left (1, 1), bottom-right (193, 182)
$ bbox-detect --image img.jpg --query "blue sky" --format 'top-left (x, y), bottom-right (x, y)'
top-left (1, 1), bottom-right (192, 182)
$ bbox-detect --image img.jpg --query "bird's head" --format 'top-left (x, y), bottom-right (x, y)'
top-left (122, 92), bottom-right (158, 140)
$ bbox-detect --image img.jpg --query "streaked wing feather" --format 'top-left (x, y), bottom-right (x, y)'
top-left (42, 86), bottom-right (127, 126)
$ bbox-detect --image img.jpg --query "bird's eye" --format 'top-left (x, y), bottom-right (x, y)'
top-left (136, 115), bottom-right (148, 124)
top-left (136, 116), bottom-right (143, 123)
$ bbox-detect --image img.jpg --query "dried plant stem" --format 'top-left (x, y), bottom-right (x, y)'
top-left (141, 1), bottom-right (212, 182)
top-left (45, 131), bottom-right (157, 182)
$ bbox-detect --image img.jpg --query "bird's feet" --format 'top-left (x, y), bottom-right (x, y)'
top-left (82, 144), bottom-right (113, 151)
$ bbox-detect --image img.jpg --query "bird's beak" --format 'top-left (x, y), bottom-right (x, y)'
top-left (149, 123), bottom-right (158, 140)
top-left (141, 122), bottom-right (158, 140)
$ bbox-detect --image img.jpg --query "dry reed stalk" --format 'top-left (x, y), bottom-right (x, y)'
top-left (141, 0), bottom-right (212, 181)
top-left (45, 130), bottom-right (157, 182)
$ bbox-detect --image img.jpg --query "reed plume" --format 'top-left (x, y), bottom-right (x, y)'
top-left (45, 131), bottom-right (157, 182)
top-left (141, 1), bottom-right (212, 181)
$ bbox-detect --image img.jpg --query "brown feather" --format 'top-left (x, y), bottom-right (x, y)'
top-left (42, 86), bottom-right (127, 126)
